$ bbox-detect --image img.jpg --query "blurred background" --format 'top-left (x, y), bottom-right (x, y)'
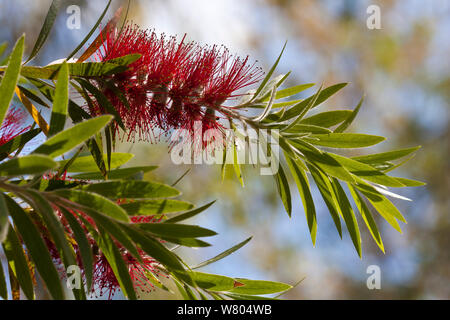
top-left (0, 0), bottom-right (449, 299)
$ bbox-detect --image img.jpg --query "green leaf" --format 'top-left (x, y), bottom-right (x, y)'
top-left (189, 272), bottom-right (235, 292)
top-left (79, 181), bottom-right (180, 200)
top-left (165, 200), bottom-right (216, 224)
top-left (267, 83), bottom-right (348, 122)
top-left (271, 83), bottom-right (315, 100)
top-left (304, 133), bottom-right (385, 148)
top-left (82, 208), bottom-right (141, 260)
top-left (95, 228), bottom-right (137, 300)
top-left (4, 195), bottom-right (64, 299)
top-left (1, 225), bottom-right (35, 300)
top-left (253, 41), bottom-right (287, 99)
top-left (59, 207), bottom-right (94, 291)
top-left (72, 165), bottom-right (157, 180)
top-left (54, 189), bottom-right (130, 222)
top-left (331, 179), bottom-right (362, 258)
top-left (138, 223), bottom-right (217, 238)
top-left (0, 193), bottom-right (9, 243)
top-left (0, 35), bottom-right (24, 126)
top-left (307, 164), bottom-right (342, 237)
top-left (76, 78), bottom-right (125, 130)
top-left (283, 124), bottom-right (332, 134)
top-left (48, 61), bottom-right (69, 136)
top-left (327, 153), bottom-right (405, 187)
top-left (32, 115), bottom-right (113, 158)
top-left (225, 293), bottom-right (277, 300)
top-left (300, 110), bottom-right (353, 128)
top-left (66, 0), bottom-right (112, 60)
top-left (25, 190), bottom-right (85, 300)
top-left (229, 279), bottom-right (292, 295)
top-left (121, 224), bottom-right (185, 271)
top-left (334, 96), bottom-right (364, 133)
top-left (58, 152), bottom-right (134, 172)
top-left (393, 177), bottom-right (426, 187)
top-left (351, 146), bottom-right (421, 164)
top-left (348, 184), bottom-right (385, 253)
top-left (274, 164), bottom-right (292, 217)
top-left (192, 236), bottom-right (253, 269)
top-left (162, 237), bottom-right (211, 248)
top-left (26, 0), bottom-right (61, 62)
top-left (0, 154), bottom-right (57, 176)
top-left (355, 182), bottom-right (406, 228)
top-left (285, 154), bottom-right (317, 245)
top-left (121, 199), bottom-right (194, 216)
top-left (0, 128), bottom-right (41, 161)
top-left (0, 250), bottom-right (6, 299)
top-left (292, 142), bottom-right (355, 183)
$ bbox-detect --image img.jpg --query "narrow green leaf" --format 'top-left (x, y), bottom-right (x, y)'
top-left (334, 96), bottom-right (364, 133)
top-left (253, 41), bottom-right (287, 99)
top-left (304, 133), bottom-right (385, 148)
top-left (121, 224), bottom-right (185, 271)
top-left (72, 166), bottom-right (157, 180)
top-left (267, 83), bottom-right (348, 122)
top-left (54, 189), bottom-right (130, 222)
top-left (32, 115), bottom-right (113, 158)
top-left (1, 225), bottom-right (35, 300)
top-left (67, 0), bottom-right (112, 59)
top-left (285, 154), bottom-right (317, 244)
top-left (300, 110), bottom-right (353, 128)
top-left (26, 190), bottom-right (85, 300)
top-left (192, 236), bottom-right (253, 270)
top-left (138, 223), bottom-right (217, 238)
top-left (0, 193), bottom-right (9, 242)
top-left (307, 164), bottom-right (342, 237)
top-left (292, 142), bottom-right (355, 183)
top-left (351, 146), bottom-right (421, 164)
top-left (393, 177), bottom-right (426, 187)
top-left (355, 182), bottom-right (406, 226)
top-left (0, 155), bottom-right (57, 176)
top-left (58, 153), bottom-right (134, 172)
top-left (331, 179), bottom-right (362, 258)
top-left (0, 128), bottom-right (41, 161)
top-left (348, 184), bottom-right (385, 253)
top-left (0, 250), bottom-right (6, 299)
top-left (189, 272), bottom-right (235, 292)
top-left (95, 228), bottom-right (137, 299)
top-left (274, 164), bottom-right (292, 217)
top-left (27, 0), bottom-right (61, 62)
top-left (121, 199), bottom-right (193, 216)
top-left (79, 181), bottom-right (180, 200)
top-left (328, 153), bottom-right (405, 187)
top-left (76, 78), bottom-right (124, 130)
top-left (5, 195), bottom-right (64, 299)
top-left (165, 201), bottom-right (216, 224)
top-left (48, 61), bottom-right (69, 136)
top-left (0, 35), bottom-right (24, 126)
top-left (271, 83), bottom-right (315, 100)
top-left (229, 279), bottom-right (292, 295)
top-left (59, 207), bottom-right (94, 292)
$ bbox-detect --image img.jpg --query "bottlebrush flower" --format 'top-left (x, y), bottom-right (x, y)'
top-left (34, 198), bottom-right (166, 299)
top-left (90, 22), bottom-right (263, 144)
top-left (0, 107), bottom-right (29, 147)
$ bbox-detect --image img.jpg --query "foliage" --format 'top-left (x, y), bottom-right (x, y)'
top-left (0, 0), bottom-right (423, 300)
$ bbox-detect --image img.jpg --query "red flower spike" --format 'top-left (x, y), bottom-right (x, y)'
top-left (0, 107), bottom-right (30, 147)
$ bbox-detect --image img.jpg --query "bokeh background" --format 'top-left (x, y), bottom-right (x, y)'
top-left (0, 0), bottom-right (449, 299)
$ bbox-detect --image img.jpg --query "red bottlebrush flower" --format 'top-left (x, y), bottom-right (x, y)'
top-left (35, 195), bottom-right (166, 299)
top-left (0, 107), bottom-right (29, 147)
top-left (91, 22), bottom-right (262, 144)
